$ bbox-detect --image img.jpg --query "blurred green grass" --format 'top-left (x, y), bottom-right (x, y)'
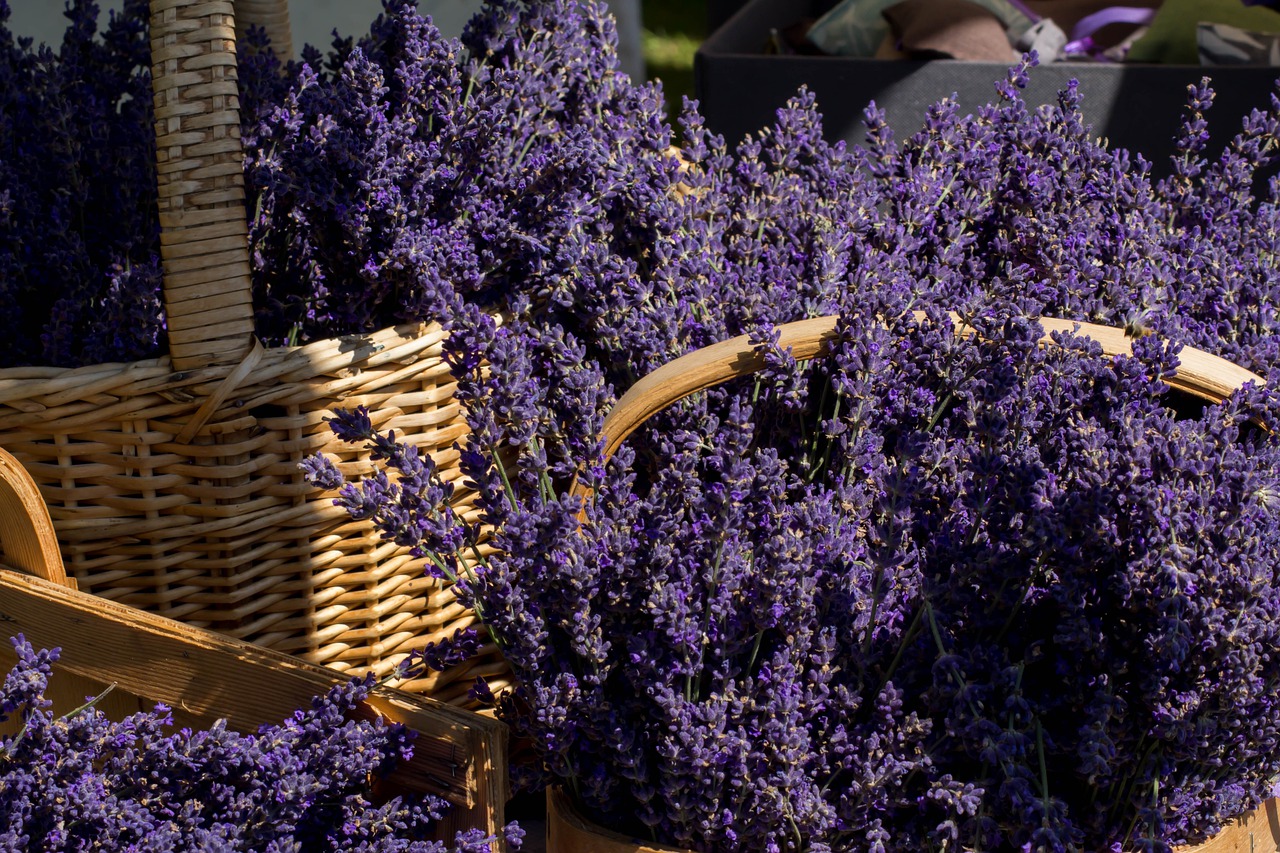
top-left (641, 0), bottom-right (705, 116)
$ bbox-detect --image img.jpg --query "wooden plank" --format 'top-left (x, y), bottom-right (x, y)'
top-left (0, 569), bottom-right (507, 836)
top-left (0, 653), bottom-right (147, 737)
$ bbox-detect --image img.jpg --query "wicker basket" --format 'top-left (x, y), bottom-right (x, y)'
top-left (0, 446), bottom-right (509, 837)
top-left (0, 0), bottom-right (509, 705)
top-left (554, 312), bottom-right (1274, 853)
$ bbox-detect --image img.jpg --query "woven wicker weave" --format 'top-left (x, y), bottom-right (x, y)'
top-left (0, 0), bottom-right (510, 706)
top-left (234, 0), bottom-right (292, 61)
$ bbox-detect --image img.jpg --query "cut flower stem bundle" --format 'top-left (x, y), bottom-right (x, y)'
top-left (0, 635), bottom-right (525, 851)
top-left (301, 4), bottom-right (1280, 852)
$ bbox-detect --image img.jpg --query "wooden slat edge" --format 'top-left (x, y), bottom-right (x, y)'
top-left (368, 692), bottom-right (511, 839)
top-left (0, 569), bottom-right (506, 834)
top-left (1176, 798), bottom-right (1280, 851)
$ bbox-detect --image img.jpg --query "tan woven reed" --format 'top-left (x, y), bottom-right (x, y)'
top-left (234, 0), bottom-right (292, 62)
top-left (0, 0), bottom-right (511, 707)
top-left (152, 0), bottom-right (256, 370)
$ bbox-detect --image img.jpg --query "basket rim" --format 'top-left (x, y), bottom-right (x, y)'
top-left (0, 319), bottom-right (477, 404)
top-left (585, 312), bottom-right (1267, 481)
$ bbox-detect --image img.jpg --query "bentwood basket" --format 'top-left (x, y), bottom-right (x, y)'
top-left (553, 314), bottom-right (1277, 853)
top-left (0, 0), bottom-right (509, 706)
top-left (548, 782), bottom-right (1280, 853)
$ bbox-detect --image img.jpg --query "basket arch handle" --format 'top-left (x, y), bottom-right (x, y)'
top-left (0, 449), bottom-right (72, 588)
top-left (588, 313), bottom-right (1265, 475)
top-left (149, 0), bottom-right (290, 371)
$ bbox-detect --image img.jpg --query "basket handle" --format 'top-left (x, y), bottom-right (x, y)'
top-left (150, 0), bottom-right (283, 370)
top-left (0, 449), bottom-right (72, 589)
top-left (591, 313), bottom-right (1265, 471)
top-left (235, 0), bottom-right (292, 63)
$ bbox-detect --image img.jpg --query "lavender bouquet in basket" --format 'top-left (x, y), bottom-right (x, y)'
top-left (315, 296), bottom-right (1280, 852)
top-left (301, 17), bottom-right (1280, 853)
top-left (0, 0), bottom-right (683, 365)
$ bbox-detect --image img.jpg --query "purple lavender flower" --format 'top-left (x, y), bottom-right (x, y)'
top-left (0, 634), bottom-right (523, 851)
top-left (321, 291), bottom-right (1280, 851)
top-left (0, 0), bottom-right (162, 367)
top-left (14, 1), bottom-right (1280, 849)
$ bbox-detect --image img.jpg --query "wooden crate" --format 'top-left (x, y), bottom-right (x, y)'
top-left (0, 446), bottom-right (508, 840)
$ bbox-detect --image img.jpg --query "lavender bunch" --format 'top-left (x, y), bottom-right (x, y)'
top-left (541, 55), bottom-right (1280, 395)
top-left (0, 634), bottom-right (523, 852)
top-left (315, 285), bottom-right (1280, 852)
top-left (12, 0), bottom-right (1280, 386)
top-left (240, 0), bottom-right (683, 347)
top-left (0, 0), bottom-right (688, 365)
top-left (0, 0), bottom-right (162, 367)
top-left (801, 60), bottom-right (1280, 377)
top-left (295, 9), bottom-right (1280, 851)
top-left (806, 306), bottom-right (1280, 851)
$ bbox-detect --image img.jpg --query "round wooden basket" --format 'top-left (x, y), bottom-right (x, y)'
top-left (0, 0), bottom-right (509, 705)
top-left (548, 782), bottom-right (1280, 853)
top-left (552, 313), bottom-right (1275, 853)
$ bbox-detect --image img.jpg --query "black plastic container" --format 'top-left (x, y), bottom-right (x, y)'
top-left (694, 0), bottom-right (1280, 169)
